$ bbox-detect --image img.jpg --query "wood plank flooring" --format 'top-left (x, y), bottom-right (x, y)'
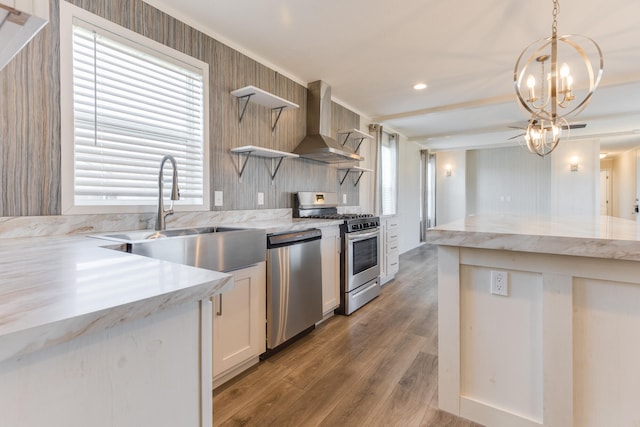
top-left (212, 244), bottom-right (482, 427)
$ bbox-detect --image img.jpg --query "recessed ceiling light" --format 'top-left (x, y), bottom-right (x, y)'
top-left (413, 83), bottom-right (427, 90)
top-left (600, 153), bottom-right (607, 159)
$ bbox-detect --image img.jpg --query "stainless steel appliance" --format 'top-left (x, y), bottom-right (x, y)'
top-left (293, 191), bottom-right (381, 315)
top-left (293, 81), bottom-right (363, 163)
top-left (266, 228), bottom-right (323, 352)
top-left (339, 218), bottom-right (381, 315)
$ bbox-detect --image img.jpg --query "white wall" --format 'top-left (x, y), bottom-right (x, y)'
top-left (549, 138), bottom-right (600, 216)
top-left (436, 150), bottom-right (466, 225)
top-left (439, 140), bottom-right (600, 220)
top-left (397, 137), bottom-right (422, 253)
top-left (466, 147), bottom-right (551, 215)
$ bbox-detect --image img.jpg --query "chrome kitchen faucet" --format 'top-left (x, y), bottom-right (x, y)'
top-left (155, 155), bottom-right (180, 231)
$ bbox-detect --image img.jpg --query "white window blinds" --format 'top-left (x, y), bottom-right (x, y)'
top-left (381, 132), bottom-right (398, 216)
top-left (71, 20), bottom-right (206, 207)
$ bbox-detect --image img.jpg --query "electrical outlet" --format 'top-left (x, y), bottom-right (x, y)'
top-left (343, 193), bottom-right (347, 204)
top-left (214, 191), bottom-right (223, 207)
top-left (257, 192), bottom-right (264, 205)
top-left (490, 270), bottom-right (508, 296)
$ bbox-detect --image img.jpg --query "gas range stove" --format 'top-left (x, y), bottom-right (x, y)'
top-left (293, 192), bottom-right (379, 232)
top-left (293, 191), bottom-right (381, 316)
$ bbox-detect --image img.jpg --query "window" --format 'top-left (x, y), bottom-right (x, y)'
top-left (380, 132), bottom-right (398, 216)
top-left (60, 2), bottom-right (209, 213)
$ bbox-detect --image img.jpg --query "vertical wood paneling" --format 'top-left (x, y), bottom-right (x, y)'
top-left (331, 102), bottom-right (361, 206)
top-left (0, 0), bottom-right (60, 216)
top-left (0, 0), bottom-right (363, 216)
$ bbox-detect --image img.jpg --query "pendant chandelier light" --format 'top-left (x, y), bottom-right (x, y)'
top-left (523, 117), bottom-right (569, 157)
top-left (514, 0), bottom-right (604, 157)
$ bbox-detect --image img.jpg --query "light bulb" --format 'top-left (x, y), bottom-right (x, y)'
top-left (526, 75), bottom-right (536, 100)
top-left (527, 75), bottom-right (536, 89)
top-left (560, 63), bottom-right (570, 78)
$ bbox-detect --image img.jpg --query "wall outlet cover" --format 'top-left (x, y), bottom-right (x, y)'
top-left (343, 193), bottom-right (347, 204)
top-left (490, 270), bottom-right (508, 296)
top-left (214, 191), bottom-right (223, 206)
top-left (257, 192), bottom-right (264, 205)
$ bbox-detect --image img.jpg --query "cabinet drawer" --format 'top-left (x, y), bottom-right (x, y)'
top-left (387, 251), bottom-right (399, 274)
top-left (386, 224), bottom-right (399, 240)
top-left (386, 235), bottom-right (399, 253)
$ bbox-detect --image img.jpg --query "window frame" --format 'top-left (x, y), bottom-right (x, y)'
top-left (59, 1), bottom-right (210, 215)
top-left (379, 131), bottom-right (399, 216)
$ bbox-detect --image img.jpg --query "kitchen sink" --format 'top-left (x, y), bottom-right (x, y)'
top-left (95, 227), bottom-right (266, 272)
top-left (93, 226), bottom-right (242, 244)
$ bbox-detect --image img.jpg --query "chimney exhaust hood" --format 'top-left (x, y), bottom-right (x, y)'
top-left (293, 80), bottom-right (364, 163)
top-left (0, 1), bottom-right (49, 71)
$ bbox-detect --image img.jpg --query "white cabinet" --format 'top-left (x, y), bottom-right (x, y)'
top-left (0, 299), bottom-right (213, 427)
top-left (320, 226), bottom-right (341, 315)
top-left (212, 262), bottom-right (266, 388)
top-left (380, 217), bottom-right (400, 285)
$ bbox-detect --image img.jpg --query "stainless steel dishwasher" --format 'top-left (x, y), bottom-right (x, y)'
top-left (265, 228), bottom-right (323, 353)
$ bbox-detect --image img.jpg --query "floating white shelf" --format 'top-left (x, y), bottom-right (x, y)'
top-left (337, 128), bottom-right (373, 152)
top-left (230, 85), bottom-right (299, 131)
top-left (337, 166), bottom-right (373, 186)
top-left (230, 145), bottom-right (299, 181)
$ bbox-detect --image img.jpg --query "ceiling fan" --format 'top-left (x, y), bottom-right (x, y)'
top-left (508, 120), bottom-right (586, 140)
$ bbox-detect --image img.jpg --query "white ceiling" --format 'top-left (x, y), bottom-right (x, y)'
top-left (144, 0), bottom-right (640, 155)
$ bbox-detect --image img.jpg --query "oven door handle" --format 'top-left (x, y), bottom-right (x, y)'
top-left (347, 229), bottom-right (380, 242)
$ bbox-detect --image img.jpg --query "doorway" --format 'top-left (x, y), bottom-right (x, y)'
top-left (600, 169), bottom-right (611, 216)
top-left (420, 150), bottom-right (436, 241)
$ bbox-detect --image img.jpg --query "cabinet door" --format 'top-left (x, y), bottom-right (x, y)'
top-left (386, 219), bottom-right (400, 275)
top-left (381, 217), bottom-right (400, 284)
top-left (321, 227), bottom-right (341, 315)
top-left (212, 262), bottom-right (266, 378)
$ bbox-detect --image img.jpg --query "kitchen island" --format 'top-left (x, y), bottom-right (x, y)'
top-left (427, 214), bottom-right (640, 427)
top-left (0, 234), bottom-right (232, 427)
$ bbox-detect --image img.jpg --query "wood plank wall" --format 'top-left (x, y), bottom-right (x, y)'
top-left (0, 0), bottom-right (361, 216)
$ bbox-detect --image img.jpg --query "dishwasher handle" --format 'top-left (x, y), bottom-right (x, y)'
top-left (267, 228), bottom-right (322, 249)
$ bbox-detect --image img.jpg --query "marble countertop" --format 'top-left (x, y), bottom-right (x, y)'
top-left (0, 234), bottom-right (232, 362)
top-left (427, 214), bottom-right (640, 261)
top-left (0, 215), bottom-right (343, 362)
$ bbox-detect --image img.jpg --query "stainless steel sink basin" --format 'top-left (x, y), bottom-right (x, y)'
top-left (96, 227), bottom-right (266, 272)
top-left (93, 226), bottom-right (242, 244)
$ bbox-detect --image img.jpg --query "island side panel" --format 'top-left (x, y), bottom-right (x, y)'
top-left (541, 273), bottom-right (573, 427)
top-left (459, 265), bottom-right (543, 425)
top-left (438, 245), bottom-right (640, 427)
top-left (437, 245), bottom-right (461, 414)
top-left (573, 277), bottom-right (640, 427)
top-left (0, 299), bottom-right (211, 427)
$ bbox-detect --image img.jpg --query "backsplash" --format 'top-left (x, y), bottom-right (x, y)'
top-left (0, 0), bottom-right (362, 217)
top-left (0, 209), bottom-right (292, 239)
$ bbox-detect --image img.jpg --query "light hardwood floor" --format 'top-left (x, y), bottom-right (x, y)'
top-left (212, 244), bottom-right (482, 427)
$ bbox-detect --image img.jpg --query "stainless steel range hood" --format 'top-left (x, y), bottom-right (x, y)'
top-left (0, 2), bottom-right (48, 71)
top-left (293, 80), bottom-right (363, 163)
